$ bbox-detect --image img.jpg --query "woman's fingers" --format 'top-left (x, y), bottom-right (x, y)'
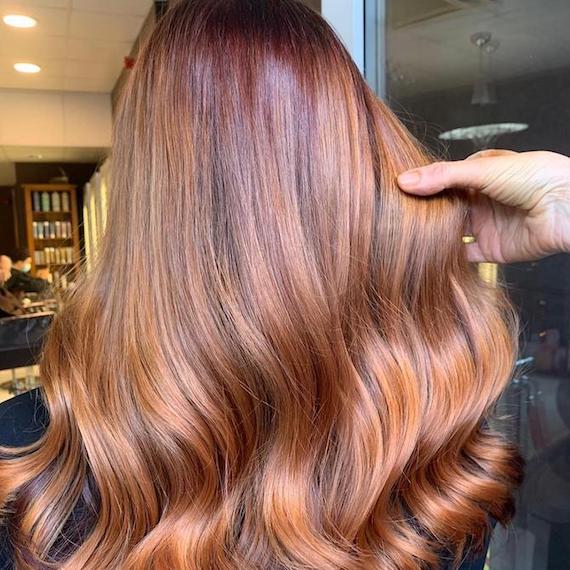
top-left (398, 151), bottom-right (570, 209)
top-left (397, 154), bottom-right (535, 210)
top-left (397, 150), bottom-right (570, 262)
top-left (397, 150), bottom-right (517, 196)
top-left (397, 159), bottom-right (497, 196)
top-left (465, 241), bottom-right (487, 263)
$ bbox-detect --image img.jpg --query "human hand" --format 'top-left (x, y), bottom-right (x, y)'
top-left (397, 150), bottom-right (570, 263)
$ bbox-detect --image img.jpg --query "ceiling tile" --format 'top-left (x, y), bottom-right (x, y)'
top-left (69, 10), bottom-right (145, 43)
top-left (66, 37), bottom-right (132, 64)
top-left (0, 4), bottom-right (69, 36)
top-left (0, 0), bottom-right (70, 9)
top-left (71, 0), bottom-right (152, 17)
top-left (63, 75), bottom-right (115, 92)
top-left (0, 28), bottom-right (67, 58)
top-left (0, 55), bottom-right (66, 77)
top-left (0, 70), bottom-right (65, 90)
top-left (65, 57), bottom-right (121, 80)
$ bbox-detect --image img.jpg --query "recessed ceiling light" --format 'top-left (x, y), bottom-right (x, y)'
top-left (14, 62), bottom-right (41, 74)
top-left (3, 14), bottom-right (37, 28)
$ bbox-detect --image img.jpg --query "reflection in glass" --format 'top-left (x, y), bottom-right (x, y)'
top-left (367, 0), bottom-right (570, 567)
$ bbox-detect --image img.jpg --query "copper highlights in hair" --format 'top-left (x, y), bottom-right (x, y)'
top-left (0, 0), bottom-right (523, 568)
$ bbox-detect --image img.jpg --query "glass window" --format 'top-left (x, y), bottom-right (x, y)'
top-left (366, 1), bottom-right (570, 568)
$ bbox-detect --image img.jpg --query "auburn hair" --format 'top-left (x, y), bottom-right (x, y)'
top-left (0, 0), bottom-right (522, 568)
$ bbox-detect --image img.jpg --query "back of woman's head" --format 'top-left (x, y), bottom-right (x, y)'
top-left (0, 0), bottom-right (522, 568)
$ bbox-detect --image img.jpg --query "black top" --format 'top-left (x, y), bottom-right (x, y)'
top-left (0, 390), bottom-right (491, 569)
top-left (5, 269), bottom-right (49, 295)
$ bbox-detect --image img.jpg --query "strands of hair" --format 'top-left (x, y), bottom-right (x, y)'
top-left (0, 0), bottom-right (523, 568)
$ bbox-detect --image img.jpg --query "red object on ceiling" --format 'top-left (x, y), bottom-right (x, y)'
top-left (124, 56), bottom-right (136, 70)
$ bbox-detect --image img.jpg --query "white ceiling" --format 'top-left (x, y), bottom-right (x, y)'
top-left (0, 0), bottom-right (151, 185)
top-left (0, 0), bottom-right (152, 92)
top-left (388, 0), bottom-right (570, 97)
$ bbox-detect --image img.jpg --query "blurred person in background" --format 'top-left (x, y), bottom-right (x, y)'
top-left (0, 255), bottom-right (23, 317)
top-left (0, 255), bottom-right (12, 284)
top-left (5, 247), bottom-right (49, 295)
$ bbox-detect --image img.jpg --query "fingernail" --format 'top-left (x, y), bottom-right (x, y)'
top-left (397, 170), bottom-right (421, 188)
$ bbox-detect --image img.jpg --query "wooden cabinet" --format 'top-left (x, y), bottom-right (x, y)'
top-left (21, 184), bottom-right (80, 288)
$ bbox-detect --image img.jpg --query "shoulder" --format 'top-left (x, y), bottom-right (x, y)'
top-left (0, 388), bottom-right (48, 447)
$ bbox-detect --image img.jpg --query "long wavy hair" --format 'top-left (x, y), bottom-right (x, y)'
top-left (0, 0), bottom-right (523, 568)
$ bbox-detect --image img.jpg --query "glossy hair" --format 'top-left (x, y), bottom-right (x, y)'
top-left (0, 0), bottom-right (523, 568)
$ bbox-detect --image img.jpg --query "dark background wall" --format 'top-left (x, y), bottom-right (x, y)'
top-left (0, 187), bottom-right (16, 257)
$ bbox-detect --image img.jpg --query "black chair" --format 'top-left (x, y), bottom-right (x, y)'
top-left (0, 312), bottom-right (54, 395)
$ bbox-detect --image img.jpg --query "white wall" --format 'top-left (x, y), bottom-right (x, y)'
top-left (321, 0), bottom-right (364, 73)
top-left (0, 90), bottom-right (112, 149)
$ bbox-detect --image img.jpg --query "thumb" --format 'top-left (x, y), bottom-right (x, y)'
top-left (397, 159), bottom-right (495, 196)
top-left (397, 155), bottom-right (534, 211)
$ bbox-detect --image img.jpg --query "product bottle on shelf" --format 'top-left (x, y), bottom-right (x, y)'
top-left (51, 192), bottom-right (61, 212)
top-left (32, 192), bottom-right (41, 212)
top-left (41, 191), bottom-right (51, 212)
top-left (61, 192), bottom-right (70, 212)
